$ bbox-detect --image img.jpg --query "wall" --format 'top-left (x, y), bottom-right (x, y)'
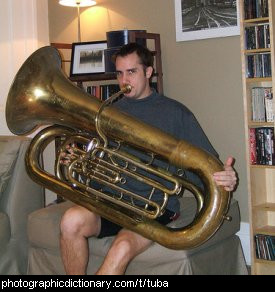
top-left (48, 0), bottom-right (248, 223)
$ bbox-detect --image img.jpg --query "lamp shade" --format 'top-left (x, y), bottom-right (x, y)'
top-left (59, 0), bottom-right (96, 7)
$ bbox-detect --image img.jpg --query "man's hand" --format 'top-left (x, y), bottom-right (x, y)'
top-left (60, 144), bottom-right (77, 166)
top-left (213, 156), bottom-right (237, 192)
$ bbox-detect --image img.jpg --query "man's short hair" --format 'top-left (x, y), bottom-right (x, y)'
top-left (112, 43), bottom-right (154, 68)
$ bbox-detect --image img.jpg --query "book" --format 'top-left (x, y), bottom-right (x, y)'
top-left (244, 0), bottom-right (269, 20)
top-left (246, 53), bottom-right (271, 78)
top-left (255, 234), bottom-right (275, 261)
top-left (250, 128), bottom-right (257, 164)
top-left (251, 87), bottom-right (274, 122)
top-left (250, 127), bottom-right (275, 165)
top-left (245, 23), bottom-right (270, 50)
top-left (264, 87), bottom-right (274, 122)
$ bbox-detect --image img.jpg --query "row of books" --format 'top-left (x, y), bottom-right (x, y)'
top-left (250, 127), bottom-right (275, 165)
top-left (245, 23), bottom-right (270, 50)
top-left (255, 234), bottom-right (275, 261)
top-left (251, 87), bottom-right (274, 122)
top-left (246, 52), bottom-right (271, 78)
top-left (244, 0), bottom-right (269, 20)
top-left (84, 84), bottom-right (120, 101)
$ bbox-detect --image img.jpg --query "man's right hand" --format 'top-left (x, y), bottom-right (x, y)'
top-left (60, 144), bottom-right (76, 166)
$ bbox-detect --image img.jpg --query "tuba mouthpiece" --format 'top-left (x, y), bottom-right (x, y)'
top-left (122, 84), bottom-right (132, 94)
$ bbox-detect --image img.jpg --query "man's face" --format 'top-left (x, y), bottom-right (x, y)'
top-left (115, 52), bottom-right (153, 99)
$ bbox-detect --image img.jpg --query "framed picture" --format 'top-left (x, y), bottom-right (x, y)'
top-left (70, 41), bottom-right (107, 77)
top-left (174, 0), bottom-right (240, 42)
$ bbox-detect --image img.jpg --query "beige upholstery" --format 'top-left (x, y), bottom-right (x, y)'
top-left (28, 195), bottom-right (248, 275)
top-left (0, 136), bottom-right (44, 275)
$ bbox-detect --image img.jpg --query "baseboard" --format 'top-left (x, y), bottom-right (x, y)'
top-left (237, 222), bottom-right (251, 265)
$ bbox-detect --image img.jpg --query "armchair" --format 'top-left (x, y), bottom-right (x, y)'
top-left (0, 136), bottom-right (44, 275)
top-left (28, 193), bottom-right (248, 275)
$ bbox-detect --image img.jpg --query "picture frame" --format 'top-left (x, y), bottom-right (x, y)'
top-left (70, 41), bottom-right (107, 77)
top-left (174, 0), bottom-right (240, 42)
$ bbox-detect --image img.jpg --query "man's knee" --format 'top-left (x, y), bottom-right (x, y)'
top-left (110, 231), bottom-right (151, 261)
top-left (111, 236), bottom-right (133, 259)
top-left (60, 205), bottom-right (100, 237)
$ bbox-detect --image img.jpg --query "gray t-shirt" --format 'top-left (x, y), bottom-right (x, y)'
top-left (110, 90), bottom-right (218, 214)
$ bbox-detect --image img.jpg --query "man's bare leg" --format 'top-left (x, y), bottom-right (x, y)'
top-left (96, 229), bottom-right (152, 275)
top-left (60, 205), bottom-right (101, 275)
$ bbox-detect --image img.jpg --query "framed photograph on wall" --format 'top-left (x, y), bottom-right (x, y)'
top-left (174, 0), bottom-right (240, 42)
top-left (70, 41), bottom-right (107, 77)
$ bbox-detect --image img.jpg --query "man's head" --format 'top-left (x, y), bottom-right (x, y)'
top-left (113, 43), bottom-right (154, 99)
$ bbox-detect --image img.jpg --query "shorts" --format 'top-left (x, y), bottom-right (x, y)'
top-left (97, 209), bottom-right (180, 239)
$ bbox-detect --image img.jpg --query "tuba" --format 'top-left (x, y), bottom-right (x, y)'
top-left (6, 46), bottom-right (231, 250)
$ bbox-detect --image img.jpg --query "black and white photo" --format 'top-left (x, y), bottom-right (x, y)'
top-left (70, 41), bottom-right (107, 77)
top-left (175, 0), bottom-right (240, 41)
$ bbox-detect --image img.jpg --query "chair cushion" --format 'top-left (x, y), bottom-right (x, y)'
top-left (0, 138), bottom-right (21, 200)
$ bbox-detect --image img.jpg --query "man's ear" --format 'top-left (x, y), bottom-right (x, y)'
top-left (146, 66), bottom-right (154, 79)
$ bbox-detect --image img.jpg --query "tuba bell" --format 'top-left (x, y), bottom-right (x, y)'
top-left (6, 46), bottom-right (231, 250)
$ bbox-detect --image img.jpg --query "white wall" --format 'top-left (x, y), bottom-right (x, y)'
top-left (0, 0), bottom-right (49, 135)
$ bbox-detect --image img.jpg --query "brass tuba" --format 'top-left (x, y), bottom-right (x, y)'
top-left (6, 46), bottom-right (231, 250)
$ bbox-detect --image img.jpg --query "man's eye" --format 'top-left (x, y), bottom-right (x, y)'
top-left (128, 70), bottom-right (136, 74)
top-left (116, 72), bottom-right (122, 77)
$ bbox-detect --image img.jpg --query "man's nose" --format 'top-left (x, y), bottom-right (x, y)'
top-left (121, 72), bottom-right (129, 84)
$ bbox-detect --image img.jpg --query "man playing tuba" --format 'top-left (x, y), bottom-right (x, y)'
top-left (59, 43), bottom-right (237, 275)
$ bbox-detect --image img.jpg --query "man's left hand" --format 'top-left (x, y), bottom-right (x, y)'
top-left (213, 156), bottom-right (237, 192)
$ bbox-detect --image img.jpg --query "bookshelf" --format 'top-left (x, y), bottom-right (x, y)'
top-left (51, 31), bottom-right (163, 95)
top-left (240, 0), bottom-right (275, 274)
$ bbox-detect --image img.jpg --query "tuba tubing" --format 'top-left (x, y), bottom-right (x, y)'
top-left (6, 46), bottom-right (231, 249)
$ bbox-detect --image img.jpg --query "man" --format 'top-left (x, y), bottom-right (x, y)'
top-left (60, 43), bottom-right (237, 275)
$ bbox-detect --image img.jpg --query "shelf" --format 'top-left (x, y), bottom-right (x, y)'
top-left (253, 203), bottom-right (275, 211)
top-left (70, 73), bottom-right (116, 82)
top-left (69, 72), bottom-right (161, 83)
top-left (243, 17), bottom-right (270, 24)
top-left (254, 260), bottom-right (275, 275)
top-left (250, 165), bottom-right (275, 169)
top-left (255, 258), bottom-right (275, 264)
top-left (254, 225), bottom-right (275, 236)
top-left (246, 77), bottom-right (272, 83)
top-left (248, 121), bottom-right (274, 127)
top-left (244, 48), bottom-right (271, 54)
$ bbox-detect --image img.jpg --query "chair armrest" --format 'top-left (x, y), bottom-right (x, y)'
top-left (2, 139), bottom-right (44, 240)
